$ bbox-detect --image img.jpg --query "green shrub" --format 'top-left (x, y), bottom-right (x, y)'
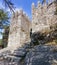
top-left (0, 39), bottom-right (2, 45)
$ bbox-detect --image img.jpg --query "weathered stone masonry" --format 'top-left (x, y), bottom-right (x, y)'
top-left (0, 0), bottom-right (57, 65)
top-left (32, 0), bottom-right (57, 33)
top-left (8, 10), bottom-right (31, 48)
top-left (8, 0), bottom-right (57, 49)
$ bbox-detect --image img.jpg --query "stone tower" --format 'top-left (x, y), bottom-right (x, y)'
top-left (8, 10), bottom-right (31, 49)
top-left (32, 0), bottom-right (57, 33)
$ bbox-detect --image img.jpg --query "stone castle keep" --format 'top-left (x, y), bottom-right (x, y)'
top-left (8, 0), bottom-right (57, 49)
top-left (8, 10), bottom-right (31, 48)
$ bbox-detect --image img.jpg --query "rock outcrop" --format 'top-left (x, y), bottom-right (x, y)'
top-left (0, 44), bottom-right (57, 65)
top-left (25, 45), bottom-right (57, 65)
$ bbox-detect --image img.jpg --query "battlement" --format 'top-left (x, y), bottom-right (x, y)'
top-left (32, 0), bottom-right (57, 33)
top-left (31, 0), bottom-right (55, 14)
top-left (12, 9), bottom-right (31, 22)
top-left (32, 0), bottom-right (56, 9)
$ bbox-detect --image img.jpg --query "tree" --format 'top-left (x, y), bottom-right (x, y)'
top-left (0, 9), bottom-right (9, 29)
top-left (2, 26), bottom-right (9, 48)
top-left (0, 0), bottom-right (14, 48)
top-left (0, 9), bottom-right (10, 48)
top-left (2, 0), bottom-right (15, 13)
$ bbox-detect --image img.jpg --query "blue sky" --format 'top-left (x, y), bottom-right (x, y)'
top-left (0, 0), bottom-right (43, 19)
top-left (12, 0), bottom-right (43, 19)
top-left (0, 0), bottom-right (43, 39)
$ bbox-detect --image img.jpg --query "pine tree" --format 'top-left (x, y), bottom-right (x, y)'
top-left (0, 9), bottom-right (9, 29)
top-left (3, 0), bottom-right (15, 13)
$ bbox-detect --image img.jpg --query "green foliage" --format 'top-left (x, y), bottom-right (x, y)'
top-left (0, 9), bottom-right (9, 29)
top-left (0, 9), bottom-right (8, 20)
top-left (0, 9), bottom-right (10, 48)
top-left (0, 39), bottom-right (2, 45)
top-left (2, 26), bottom-right (9, 48)
top-left (33, 40), bottom-right (39, 46)
top-left (31, 32), bottom-right (45, 46)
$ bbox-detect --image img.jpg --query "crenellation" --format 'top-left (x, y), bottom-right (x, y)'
top-left (32, 2), bottom-right (35, 15)
top-left (19, 9), bottom-right (23, 15)
top-left (23, 12), bottom-right (31, 22)
top-left (32, 0), bottom-right (57, 33)
top-left (37, 1), bottom-right (42, 14)
top-left (15, 10), bottom-right (19, 17)
top-left (37, 1), bottom-right (42, 8)
top-left (32, 3), bottom-right (35, 9)
top-left (23, 12), bottom-right (26, 16)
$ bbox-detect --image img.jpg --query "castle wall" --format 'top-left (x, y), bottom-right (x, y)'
top-left (8, 13), bottom-right (21, 48)
top-left (8, 0), bottom-right (57, 49)
top-left (32, 1), bottom-right (57, 33)
top-left (8, 10), bottom-right (31, 49)
top-left (47, 2), bottom-right (57, 26)
top-left (20, 14), bottom-right (31, 45)
top-left (32, 2), bottom-right (50, 33)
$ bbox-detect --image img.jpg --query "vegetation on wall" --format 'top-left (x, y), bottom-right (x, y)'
top-left (30, 22), bottom-right (57, 46)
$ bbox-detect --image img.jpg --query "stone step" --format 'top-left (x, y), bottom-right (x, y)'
top-left (4, 55), bottom-right (21, 62)
top-left (12, 51), bottom-right (27, 57)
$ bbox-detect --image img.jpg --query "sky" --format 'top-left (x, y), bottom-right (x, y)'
top-left (0, 0), bottom-right (43, 39)
top-left (0, 0), bottom-right (43, 19)
top-left (12, 0), bottom-right (43, 19)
